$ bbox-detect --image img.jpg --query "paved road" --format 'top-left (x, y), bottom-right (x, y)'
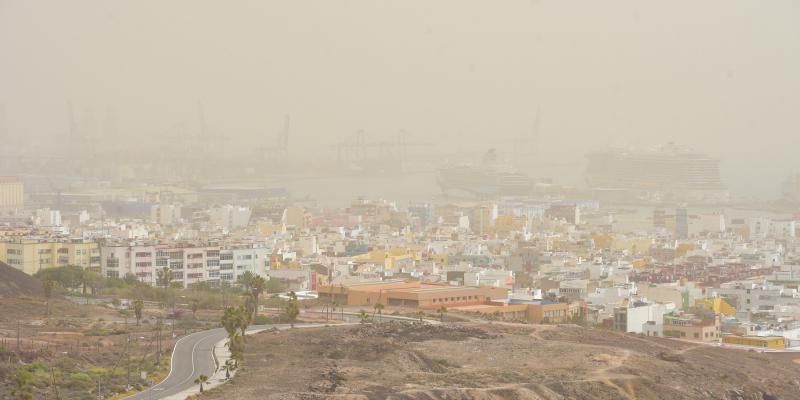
top-left (126, 327), bottom-right (232, 400)
top-left (126, 314), bottom-right (430, 399)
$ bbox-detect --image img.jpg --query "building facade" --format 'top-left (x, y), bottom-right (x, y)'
top-left (0, 239), bottom-right (100, 274)
top-left (0, 176), bottom-right (23, 212)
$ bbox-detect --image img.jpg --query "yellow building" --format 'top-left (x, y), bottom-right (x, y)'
top-left (695, 298), bottom-right (736, 316)
top-left (353, 248), bottom-right (417, 271)
top-left (675, 243), bottom-right (696, 257)
top-left (0, 176), bottom-right (24, 210)
top-left (722, 335), bottom-right (785, 349)
top-left (258, 222), bottom-right (284, 235)
top-left (282, 207), bottom-right (307, 228)
top-left (0, 239), bottom-right (100, 275)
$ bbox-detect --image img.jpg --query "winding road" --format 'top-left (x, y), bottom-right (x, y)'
top-left (126, 313), bottom-right (431, 399)
top-left (126, 327), bottom-right (232, 400)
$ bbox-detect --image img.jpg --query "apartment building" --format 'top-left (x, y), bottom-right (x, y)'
top-left (0, 176), bottom-right (23, 212)
top-left (0, 238), bottom-right (100, 274)
top-left (663, 313), bottom-right (721, 342)
top-left (711, 283), bottom-right (800, 319)
top-left (101, 242), bottom-right (270, 288)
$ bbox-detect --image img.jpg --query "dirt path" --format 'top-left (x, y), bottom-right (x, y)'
top-left (588, 349), bottom-right (638, 400)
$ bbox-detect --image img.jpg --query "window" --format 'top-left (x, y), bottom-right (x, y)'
top-left (156, 259), bottom-right (168, 267)
top-left (220, 253), bottom-right (233, 261)
top-left (135, 252), bottom-right (151, 258)
top-left (206, 250), bottom-right (220, 258)
top-left (187, 273), bottom-right (203, 279)
top-left (6, 249), bottom-right (21, 255)
top-left (208, 271), bottom-right (220, 278)
top-left (135, 262), bottom-right (152, 268)
top-left (172, 271), bottom-right (184, 280)
top-left (694, 333), bottom-right (699, 339)
top-left (106, 271), bottom-right (120, 279)
top-left (58, 248), bottom-right (69, 254)
top-left (207, 259), bottom-right (220, 267)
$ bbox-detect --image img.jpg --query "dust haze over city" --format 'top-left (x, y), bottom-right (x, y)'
top-left (2, 1), bottom-right (800, 400)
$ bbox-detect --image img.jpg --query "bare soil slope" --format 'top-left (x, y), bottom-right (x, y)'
top-left (202, 322), bottom-right (800, 400)
top-left (0, 260), bottom-right (43, 298)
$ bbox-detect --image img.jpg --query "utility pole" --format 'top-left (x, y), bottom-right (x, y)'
top-left (126, 334), bottom-right (131, 389)
top-left (156, 318), bottom-right (162, 365)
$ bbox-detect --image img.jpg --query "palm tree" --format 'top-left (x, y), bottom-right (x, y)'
top-left (249, 276), bottom-right (266, 320)
top-left (156, 267), bottom-right (172, 290)
top-left (194, 374), bottom-right (209, 392)
top-left (372, 302), bottom-right (384, 323)
top-left (191, 298), bottom-right (199, 320)
top-left (133, 299), bottom-right (144, 326)
top-left (284, 291), bottom-right (300, 328)
top-left (235, 305), bottom-right (250, 337)
top-left (437, 306), bottom-right (447, 323)
top-left (358, 310), bottom-right (370, 324)
top-left (223, 359), bottom-right (236, 379)
top-left (237, 271), bottom-right (256, 292)
top-left (43, 278), bottom-right (54, 317)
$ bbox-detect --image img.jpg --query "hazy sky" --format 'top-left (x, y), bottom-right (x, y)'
top-left (1, 1), bottom-right (799, 196)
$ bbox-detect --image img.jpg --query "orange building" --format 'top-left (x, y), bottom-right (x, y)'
top-left (317, 280), bottom-right (508, 309)
top-left (451, 301), bottom-right (582, 324)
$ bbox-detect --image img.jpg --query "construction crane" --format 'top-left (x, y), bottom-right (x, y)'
top-left (260, 115), bottom-right (290, 162)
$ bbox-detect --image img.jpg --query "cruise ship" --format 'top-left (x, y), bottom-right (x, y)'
top-left (436, 149), bottom-right (532, 198)
top-left (584, 143), bottom-right (728, 202)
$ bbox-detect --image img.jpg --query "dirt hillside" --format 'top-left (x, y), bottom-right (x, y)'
top-left (0, 260), bottom-right (43, 298)
top-left (201, 321), bottom-right (799, 400)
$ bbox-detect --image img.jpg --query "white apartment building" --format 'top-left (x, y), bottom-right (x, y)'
top-left (217, 245), bottom-right (271, 285)
top-left (151, 204), bottom-right (182, 226)
top-left (102, 242), bottom-right (271, 288)
top-left (209, 205), bottom-right (252, 231)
